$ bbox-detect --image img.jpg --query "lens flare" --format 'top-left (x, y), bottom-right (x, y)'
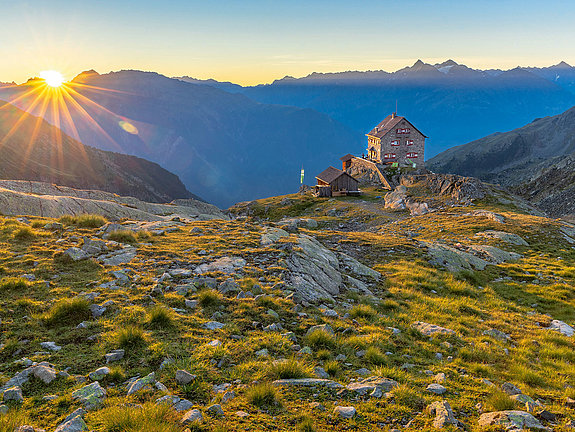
top-left (119, 120), bottom-right (139, 135)
top-left (40, 70), bottom-right (65, 87)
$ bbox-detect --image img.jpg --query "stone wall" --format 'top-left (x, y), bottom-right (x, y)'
top-left (378, 118), bottom-right (425, 169)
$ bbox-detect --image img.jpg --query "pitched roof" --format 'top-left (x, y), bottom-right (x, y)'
top-left (366, 114), bottom-right (428, 138)
top-left (316, 166), bottom-right (345, 184)
top-left (339, 153), bottom-right (355, 162)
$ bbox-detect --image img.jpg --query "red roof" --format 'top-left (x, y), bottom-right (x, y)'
top-left (366, 114), bottom-right (428, 138)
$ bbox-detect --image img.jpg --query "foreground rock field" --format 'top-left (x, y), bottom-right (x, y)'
top-left (1, 179), bottom-right (575, 431)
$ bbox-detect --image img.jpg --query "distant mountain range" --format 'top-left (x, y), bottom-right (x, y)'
top-left (428, 104), bottom-right (575, 218)
top-left (0, 101), bottom-right (193, 203)
top-left (0, 71), bottom-right (360, 207)
top-left (179, 60), bottom-right (575, 158)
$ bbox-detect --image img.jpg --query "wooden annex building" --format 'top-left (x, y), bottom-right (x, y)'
top-left (314, 166), bottom-right (360, 197)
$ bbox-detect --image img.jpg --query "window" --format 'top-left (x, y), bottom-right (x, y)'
top-left (406, 152), bottom-right (418, 158)
top-left (396, 128), bottom-right (410, 134)
top-left (406, 140), bottom-right (414, 146)
top-left (391, 140), bottom-right (400, 146)
top-left (383, 153), bottom-right (397, 159)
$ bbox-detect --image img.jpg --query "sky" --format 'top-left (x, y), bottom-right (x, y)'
top-left (1, 0), bottom-right (574, 85)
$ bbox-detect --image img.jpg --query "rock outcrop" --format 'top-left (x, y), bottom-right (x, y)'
top-left (0, 180), bottom-right (226, 221)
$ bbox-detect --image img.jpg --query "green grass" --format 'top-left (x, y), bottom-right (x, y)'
top-left (323, 360), bottom-right (341, 377)
top-left (43, 297), bottom-right (91, 327)
top-left (198, 289), bottom-right (222, 308)
top-left (89, 402), bottom-right (180, 432)
top-left (60, 213), bottom-right (107, 228)
top-left (246, 382), bottom-right (282, 409)
top-left (115, 325), bottom-right (147, 349)
top-left (0, 410), bottom-right (30, 432)
top-left (0, 277), bottom-right (29, 291)
top-left (364, 346), bottom-right (388, 366)
top-left (349, 304), bottom-right (378, 320)
top-left (107, 229), bottom-right (138, 244)
top-left (269, 358), bottom-right (311, 379)
top-left (12, 226), bottom-right (38, 241)
top-left (304, 329), bottom-right (337, 350)
top-left (485, 390), bottom-right (518, 411)
top-left (146, 305), bottom-right (175, 329)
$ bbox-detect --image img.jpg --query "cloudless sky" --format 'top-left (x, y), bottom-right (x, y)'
top-left (1, 0), bottom-right (574, 85)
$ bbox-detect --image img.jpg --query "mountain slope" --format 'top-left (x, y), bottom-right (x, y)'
top-left (427, 105), bottom-right (575, 184)
top-left (0, 71), bottom-right (362, 208)
top-left (193, 60), bottom-right (575, 158)
top-left (0, 101), bottom-right (193, 203)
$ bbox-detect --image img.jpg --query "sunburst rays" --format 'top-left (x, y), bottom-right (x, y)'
top-left (0, 74), bottom-right (141, 179)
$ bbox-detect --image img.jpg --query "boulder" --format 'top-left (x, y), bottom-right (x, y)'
top-left (105, 349), bottom-right (125, 363)
top-left (260, 227), bottom-right (289, 246)
top-left (427, 401), bottom-right (458, 428)
top-left (126, 373), bottom-right (156, 395)
top-left (32, 364), bottom-right (57, 384)
top-left (477, 410), bottom-right (547, 430)
top-left (548, 319), bottom-right (574, 337)
top-left (88, 367), bottom-right (110, 381)
top-left (346, 376), bottom-right (399, 397)
top-left (176, 370), bottom-right (196, 385)
top-left (272, 378), bottom-right (343, 389)
top-left (3, 386), bottom-right (23, 403)
top-left (54, 415), bottom-right (88, 432)
top-left (181, 409), bottom-right (203, 424)
top-left (412, 321), bottom-right (456, 337)
top-left (333, 406), bottom-right (357, 419)
top-left (195, 257), bottom-right (246, 274)
top-left (71, 382), bottom-right (106, 410)
top-left (156, 395), bottom-right (194, 411)
top-left (423, 242), bottom-right (490, 272)
top-left (475, 231), bottom-right (529, 246)
top-left (426, 383), bottom-right (447, 395)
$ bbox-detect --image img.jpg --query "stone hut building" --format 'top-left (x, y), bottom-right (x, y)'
top-left (366, 113), bottom-right (426, 169)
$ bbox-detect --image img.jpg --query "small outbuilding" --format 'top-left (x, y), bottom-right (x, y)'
top-left (314, 166), bottom-right (360, 197)
top-left (340, 153), bottom-right (355, 171)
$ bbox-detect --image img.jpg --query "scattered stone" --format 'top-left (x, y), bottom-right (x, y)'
top-left (501, 382), bottom-right (522, 396)
top-left (176, 370), bottom-right (196, 385)
top-left (203, 321), bottom-right (225, 330)
top-left (426, 383), bottom-right (447, 395)
top-left (54, 414), bottom-right (88, 432)
top-left (471, 210), bottom-right (505, 224)
top-left (71, 382), bottom-right (106, 410)
top-left (207, 404), bottom-right (224, 416)
top-left (40, 341), bottom-right (62, 352)
top-left (88, 367), bottom-right (110, 381)
top-left (314, 366), bottom-right (330, 379)
top-left (475, 231), bottom-right (529, 246)
top-left (346, 376), bottom-right (399, 397)
top-left (333, 406), bottom-right (357, 419)
top-left (32, 364), bottom-right (57, 384)
top-left (477, 410), bottom-right (546, 430)
top-left (105, 349), bottom-right (124, 363)
top-left (427, 401), bottom-right (458, 429)
top-left (89, 304), bottom-right (107, 318)
top-left (181, 408), bottom-right (203, 424)
top-left (156, 395), bottom-right (193, 412)
top-left (306, 324), bottom-right (334, 336)
top-left (235, 410), bottom-right (249, 418)
top-left (195, 257), bottom-right (246, 274)
top-left (272, 378), bottom-right (343, 389)
top-left (127, 373), bottom-right (156, 395)
top-left (483, 328), bottom-right (511, 340)
top-left (548, 319), bottom-right (574, 337)
top-left (63, 247), bottom-right (89, 262)
top-left (412, 321), bottom-right (456, 337)
top-left (3, 386), bottom-right (24, 403)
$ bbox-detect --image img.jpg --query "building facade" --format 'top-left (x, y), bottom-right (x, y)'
top-left (366, 113), bottom-right (426, 169)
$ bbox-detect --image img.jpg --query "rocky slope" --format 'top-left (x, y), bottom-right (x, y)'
top-left (0, 102), bottom-right (195, 204)
top-left (0, 180), bottom-right (226, 221)
top-left (1, 174), bottom-right (573, 431)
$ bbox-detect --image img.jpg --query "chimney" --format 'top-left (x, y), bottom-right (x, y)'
top-left (391, 112), bottom-right (396, 119)
top-left (375, 127), bottom-right (379, 132)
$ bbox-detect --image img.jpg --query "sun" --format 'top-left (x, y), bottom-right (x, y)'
top-left (40, 70), bottom-right (65, 88)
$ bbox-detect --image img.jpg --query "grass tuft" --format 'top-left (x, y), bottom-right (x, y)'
top-left (90, 402), bottom-right (180, 432)
top-left (246, 382), bottom-right (282, 409)
top-left (0, 277), bottom-right (29, 291)
top-left (116, 325), bottom-right (147, 349)
top-left (485, 390), bottom-right (517, 411)
top-left (147, 305), bottom-right (175, 329)
top-left (349, 304), bottom-right (378, 320)
top-left (269, 358), bottom-right (311, 379)
top-left (107, 230), bottom-right (138, 244)
top-left (60, 213), bottom-right (107, 228)
top-left (198, 289), bottom-right (222, 308)
top-left (44, 298), bottom-right (91, 327)
top-left (304, 329), bottom-right (336, 350)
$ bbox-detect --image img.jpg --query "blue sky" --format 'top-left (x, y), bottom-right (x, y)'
top-left (1, 0), bottom-right (574, 84)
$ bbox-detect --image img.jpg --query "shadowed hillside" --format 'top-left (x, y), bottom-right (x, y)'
top-left (0, 102), bottom-right (194, 203)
